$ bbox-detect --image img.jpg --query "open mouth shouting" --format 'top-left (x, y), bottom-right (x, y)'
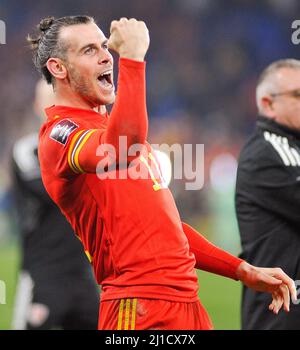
top-left (97, 69), bottom-right (114, 91)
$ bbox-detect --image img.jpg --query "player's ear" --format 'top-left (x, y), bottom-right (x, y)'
top-left (46, 58), bottom-right (67, 81)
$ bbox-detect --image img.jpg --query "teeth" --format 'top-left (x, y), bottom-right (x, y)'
top-left (100, 70), bottom-right (112, 77)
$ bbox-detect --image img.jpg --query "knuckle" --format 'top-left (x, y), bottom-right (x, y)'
top-left (110, 22), bottom-right (118, 33)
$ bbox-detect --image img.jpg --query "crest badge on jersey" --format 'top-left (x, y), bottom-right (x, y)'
top-left (50, 119), bottom-right (79, 146)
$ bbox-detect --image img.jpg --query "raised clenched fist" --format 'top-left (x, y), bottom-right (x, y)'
top-left (108, 18), bottom-right (150, 62)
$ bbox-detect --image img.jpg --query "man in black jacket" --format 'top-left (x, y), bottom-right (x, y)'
top-left (236, 59), bottom-right (300, 330)
top-left (11, 80), bottom-right (99, 329)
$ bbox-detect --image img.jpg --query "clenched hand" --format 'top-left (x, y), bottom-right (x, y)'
top-left (108, 17), bottom-right (150, 62)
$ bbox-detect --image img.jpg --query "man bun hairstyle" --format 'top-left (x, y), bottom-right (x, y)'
top-left (27, 15), bottom-right (94, 84)
top-left (39, 16), bottom-right (55, 33)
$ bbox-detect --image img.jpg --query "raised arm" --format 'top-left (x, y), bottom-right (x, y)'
top-left (105, 18), bottom-right (150, 150)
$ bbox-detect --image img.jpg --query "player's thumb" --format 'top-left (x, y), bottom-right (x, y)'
top-left (107, 37), bottom-right (115, 51)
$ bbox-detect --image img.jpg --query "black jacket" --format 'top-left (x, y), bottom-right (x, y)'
top-left (235, 116), bottom-right (300, 330)
top-left (12, 133), bottom-right (94, 281)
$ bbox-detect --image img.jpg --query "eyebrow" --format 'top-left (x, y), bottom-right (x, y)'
top-left (78, 39), bottom-right (108, 53)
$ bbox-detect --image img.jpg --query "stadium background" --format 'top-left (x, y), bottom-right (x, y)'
top-left (0, 0), bottom-right (299, 329)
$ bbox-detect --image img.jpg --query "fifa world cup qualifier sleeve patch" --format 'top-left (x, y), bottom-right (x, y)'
top-left (50, 119), bottom-right (79, 146)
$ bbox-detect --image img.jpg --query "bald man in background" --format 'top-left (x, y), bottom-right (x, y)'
top-left (236, 59), bottom-right (300, 330)
top-left (11, 80), bottom-right (99, 330)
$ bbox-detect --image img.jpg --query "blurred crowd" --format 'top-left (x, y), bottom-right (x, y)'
top-left (0, 0), bottom-right (299, 247)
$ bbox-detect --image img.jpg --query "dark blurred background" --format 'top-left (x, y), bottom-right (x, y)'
top-left (0, 0), bottom-right (299, 329)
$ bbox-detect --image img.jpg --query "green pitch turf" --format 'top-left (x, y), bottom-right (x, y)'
top-left (0, 242), bottom-right (242, 330)
top-left (0, 241), bottom-right (20, 330)
top-left (197, 270), bottom-right (242, 329)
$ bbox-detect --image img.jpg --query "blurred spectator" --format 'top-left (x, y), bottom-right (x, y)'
top-left (11, 80), bottom-right (99, 330)
top-left (236, 59), bottom-right (300, 329)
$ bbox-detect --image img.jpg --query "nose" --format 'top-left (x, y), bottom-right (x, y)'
top-left (98, 49), bottom-right (113, 65)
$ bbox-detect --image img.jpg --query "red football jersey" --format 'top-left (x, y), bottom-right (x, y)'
top-left (38, 58), bottom-right (199, 302)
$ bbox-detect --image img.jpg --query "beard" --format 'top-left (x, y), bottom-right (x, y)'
top-left (67, 65), bottom-right (109, 107)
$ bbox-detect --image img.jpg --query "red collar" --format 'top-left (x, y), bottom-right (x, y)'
top-left (45, 105), bottom-right (108, 121)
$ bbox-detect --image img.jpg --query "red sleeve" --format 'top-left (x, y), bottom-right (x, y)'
top-left (182, 222), bottom-right (244, 280)
top-left (105, 58), bottom-right (148, 154)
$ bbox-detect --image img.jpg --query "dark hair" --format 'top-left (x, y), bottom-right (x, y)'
top-left (27, 15), bottom-right (94, 84)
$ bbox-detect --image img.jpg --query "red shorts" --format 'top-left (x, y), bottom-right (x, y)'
top-left (98, 298), bottom-right (213, 330)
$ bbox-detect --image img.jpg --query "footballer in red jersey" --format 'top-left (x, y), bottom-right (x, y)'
top-left (28, 15), bottom-right (297, 329)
